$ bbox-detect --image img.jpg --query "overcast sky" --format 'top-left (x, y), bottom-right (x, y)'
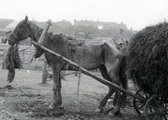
top-left (1, 0), bottom-right (168, 30)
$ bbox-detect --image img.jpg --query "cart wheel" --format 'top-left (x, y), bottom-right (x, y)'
top-left (133, 89), bottom-right (147, 116)
top-left (144, 95), bottom-right (168, 120)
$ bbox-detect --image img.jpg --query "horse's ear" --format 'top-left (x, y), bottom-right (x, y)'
top-left (25, 16), bottom-right (28, 23)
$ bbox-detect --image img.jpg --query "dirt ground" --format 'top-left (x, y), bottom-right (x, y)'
top-left (0, 66), bottom-right (145, 120)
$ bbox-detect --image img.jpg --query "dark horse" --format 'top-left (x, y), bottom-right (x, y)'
top-left (8, 16), bottom-right (127, 116)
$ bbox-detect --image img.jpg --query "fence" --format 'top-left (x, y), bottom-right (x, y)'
top-left (0, 44), bottom-right (9, 68)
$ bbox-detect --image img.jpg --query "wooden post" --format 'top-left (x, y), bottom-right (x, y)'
top-left (38, 20), bottom-right (51, 84)
top-left (2, 45), bottom-right (7, 69)
top-left (2, 47), bottom-right (5, 69)
top-left (38, 19), bottom-right (52, 44)
top-left (42, 60), bottom-right (48, 84)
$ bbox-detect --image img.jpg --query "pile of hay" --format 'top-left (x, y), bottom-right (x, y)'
top-left (128, 22), bottom-right (168, 96)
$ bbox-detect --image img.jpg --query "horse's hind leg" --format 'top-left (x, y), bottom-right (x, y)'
top-left (113, 57), bottom-right (127, 117)
top-left (112, 91), bottom-right (122, 117)
top-left (95, 65), bottom-right (115, 113)
top-left (105, 63), bottom-right (123, 117)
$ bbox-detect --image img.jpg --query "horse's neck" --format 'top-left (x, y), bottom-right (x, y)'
top-left (29, 21), bottom-right (43, 41)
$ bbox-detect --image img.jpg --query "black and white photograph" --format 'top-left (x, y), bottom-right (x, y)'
top-left (0, 0), bottom-right (168, 119)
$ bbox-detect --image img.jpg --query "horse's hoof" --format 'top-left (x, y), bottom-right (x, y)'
top-left (49, 103), bottom-right (64, 110)
top-left (6, 85), bottom-right (12, 87)
top-left (57, 106), bottom-right (64, 111)
top-left (49, 103), bottom-right (56, 109)
top-left (114, 111), bottom-right (122, 117)
top-left (4, 85), bottom-right (14, 90)
top-left (95, 108), bottom-right (103, 113)
top-left (108, 111), bottom-right (114, 116)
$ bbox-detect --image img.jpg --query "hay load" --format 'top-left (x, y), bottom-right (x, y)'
top-left (128, 22), bottom-right (168, 96)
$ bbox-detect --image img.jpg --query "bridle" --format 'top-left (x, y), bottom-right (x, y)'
top-left (11, 32), bottom-right (18, 40)
top-left (9, 31), bottom-right (19, 46)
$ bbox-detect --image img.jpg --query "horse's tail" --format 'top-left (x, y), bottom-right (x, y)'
top-left (119, 56), bottom-right (128, 107)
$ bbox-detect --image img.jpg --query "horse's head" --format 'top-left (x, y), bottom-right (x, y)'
top-left (8, 16), bottom-right (32, 45)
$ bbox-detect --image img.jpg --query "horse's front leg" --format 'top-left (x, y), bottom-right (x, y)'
top-left (49, 63), bottom-right (62, 109)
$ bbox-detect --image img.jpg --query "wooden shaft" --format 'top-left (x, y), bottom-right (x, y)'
top-left (38, 19), bottom-right (52, 44)
top-left (32, 41), bottom-right (146, 102)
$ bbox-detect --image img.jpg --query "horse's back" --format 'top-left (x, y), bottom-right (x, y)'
top-left (103, 42), bottom-right (123, 58)
top-left (73, 43), bottom-right (104, 70)
top-left (102, 43), bottom-right (125, 74)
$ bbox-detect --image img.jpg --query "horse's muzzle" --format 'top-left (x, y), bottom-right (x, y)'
top-left (8, 38), bottom-right (15, 46)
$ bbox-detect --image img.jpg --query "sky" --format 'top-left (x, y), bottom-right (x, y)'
top-left (1, 0), bottom-right (168, 30)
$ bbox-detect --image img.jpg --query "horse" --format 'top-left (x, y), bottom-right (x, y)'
top-left (8, 16), bottom-right (127, 116)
